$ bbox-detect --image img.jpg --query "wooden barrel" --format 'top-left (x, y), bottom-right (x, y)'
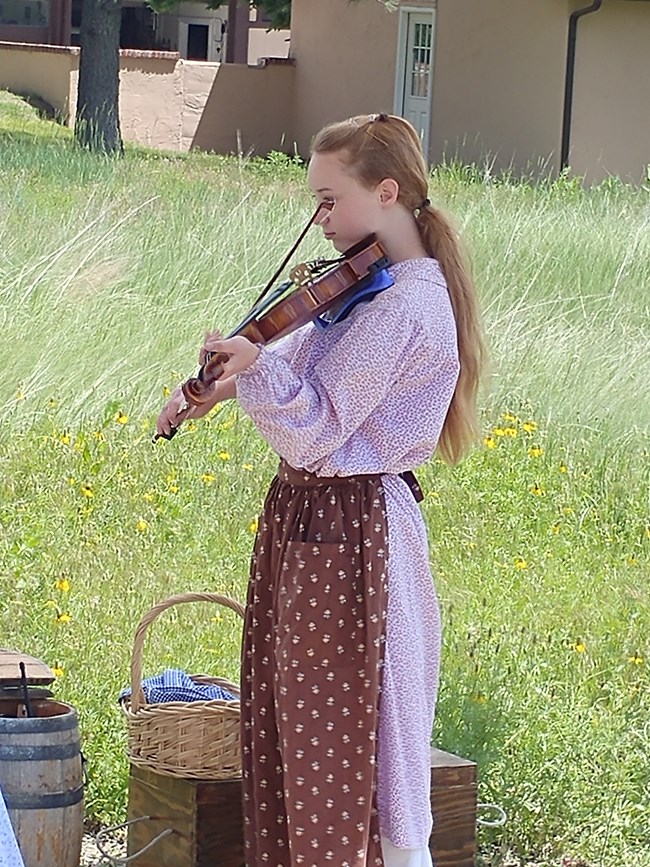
top-left (0, 699), bottom-right (83, 867)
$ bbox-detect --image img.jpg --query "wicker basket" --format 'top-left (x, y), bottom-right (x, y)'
top-left (121, 591), bottom-right (245, 780)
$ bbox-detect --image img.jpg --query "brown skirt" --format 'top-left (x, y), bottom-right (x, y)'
top-left (240, 461), bottom-right (389, 867)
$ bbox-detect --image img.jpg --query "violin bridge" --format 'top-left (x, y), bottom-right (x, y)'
top-left (290, 263), bottom-right (314, 288)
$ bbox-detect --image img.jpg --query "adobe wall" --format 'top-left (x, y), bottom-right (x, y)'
top-left (0, 42), bottom-right (295, 155)
top-left (0, 41), bottom-right (77, 118)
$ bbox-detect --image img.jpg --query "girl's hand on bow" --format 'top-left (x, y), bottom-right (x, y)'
top-left (202, 334), bottom-right (261, 378)
top-left (155, 385), bottom-right (196, 440)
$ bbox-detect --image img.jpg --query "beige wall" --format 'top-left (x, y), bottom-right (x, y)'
top-left (290, 0), bottom-right (399, 156)
top-left (0, 43), bottom-right (294, 154)
top-left (0, 42), bottom-right (77, 118)
top-left (191, 60), bottom-right (294, 154)
top-left (432, 0), bottom-right (568, 174)
top-left (571, 1), bottom-right (650, 183)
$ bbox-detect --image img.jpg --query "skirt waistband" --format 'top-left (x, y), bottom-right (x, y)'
top-left (277, 460), bottom-right (381, 488)
top-left (277, 461), bottom-right (423, 503)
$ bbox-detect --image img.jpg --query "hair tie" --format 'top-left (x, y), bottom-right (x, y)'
top-left (421, 198), bottom-right (431, 209)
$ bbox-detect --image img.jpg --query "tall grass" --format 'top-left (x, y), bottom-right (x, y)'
top-left (1, 91), bottom-right (648, 866)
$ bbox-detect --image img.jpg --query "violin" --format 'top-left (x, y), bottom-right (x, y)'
top-left (155, 204), bottom-right (390, 441)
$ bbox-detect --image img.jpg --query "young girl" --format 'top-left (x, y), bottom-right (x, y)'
top-left (156, 113), bottom-right (484, 867)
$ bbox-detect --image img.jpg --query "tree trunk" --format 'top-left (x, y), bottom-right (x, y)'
top-left (75, 0), bottom-right (123, 154)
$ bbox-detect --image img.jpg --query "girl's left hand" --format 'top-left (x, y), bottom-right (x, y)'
top-left (202, 334), bottom-right (261, 378)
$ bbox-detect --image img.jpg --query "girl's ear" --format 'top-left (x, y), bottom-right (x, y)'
top-left (377, 178), bottom-right (400, 206)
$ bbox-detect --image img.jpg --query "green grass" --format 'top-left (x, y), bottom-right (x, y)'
top-left (1, 90), bottom-right (648, 867)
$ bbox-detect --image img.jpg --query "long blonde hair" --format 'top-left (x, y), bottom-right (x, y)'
top-left (311, 113), bottom-right (486, 465)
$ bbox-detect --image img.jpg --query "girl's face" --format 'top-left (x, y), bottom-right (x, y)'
top-left (307, 151), bottom-right (384, 253)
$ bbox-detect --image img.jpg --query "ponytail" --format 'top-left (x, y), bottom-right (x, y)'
top-left (417, 205), bottom-right (486, 464)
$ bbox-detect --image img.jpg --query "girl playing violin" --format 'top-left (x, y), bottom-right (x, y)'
top-left (156, 113), bottom-right (485, 867)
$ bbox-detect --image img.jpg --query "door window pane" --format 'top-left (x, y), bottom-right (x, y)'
top-left (410, 22), bottom-right (432, 98)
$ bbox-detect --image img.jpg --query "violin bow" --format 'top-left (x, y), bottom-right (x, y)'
top-left (248, 201), bottom-right (334, 312)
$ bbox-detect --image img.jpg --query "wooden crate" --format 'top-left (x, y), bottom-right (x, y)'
top-left (127, 748), bottom-right (477, 867)
top-left (127, 765), bottom-right (243, 867)
top-left (429, 747), bottom-right (477, 867)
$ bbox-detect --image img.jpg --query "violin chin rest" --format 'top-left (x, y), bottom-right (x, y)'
top-left (343, 234), bottom-right (377, 258)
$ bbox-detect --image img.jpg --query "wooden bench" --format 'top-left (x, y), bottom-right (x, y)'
top-left (127, 747), bottom-right (477, 866)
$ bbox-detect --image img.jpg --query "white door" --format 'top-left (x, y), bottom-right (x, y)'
top-left (394, 8), bottom-right (435, 156)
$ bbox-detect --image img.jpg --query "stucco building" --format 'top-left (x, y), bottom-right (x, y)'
top-left (1, 0), bottom-right (649, 182)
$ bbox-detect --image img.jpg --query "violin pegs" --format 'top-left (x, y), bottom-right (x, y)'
top-left (290, 263), bottom-right (314, 288)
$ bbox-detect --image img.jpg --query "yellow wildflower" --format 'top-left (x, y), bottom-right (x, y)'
top-left (201, 473), bottom-right (216, 484)
top-left (218, 451), bottom-right (231, 461)
top-left (243, 463), bottom-right (254, 471)
top-left (503, 427), bottom-right (518, 437)
top-left (115, 411), bottom-right (129, 425)
top-left (249, 517), bottom-right (259, 534)
top-left (550, 523), bottom-right (561, 536)
top-left (502, 412), bottom-right (518, 423)
top-left (514, 557), bottom-right (528, 570)
top-left (162, 385), bottom-right (171, 397)
top-left (136, 519), bottom-right (149, 533)
top-left (522, 421), bottom-right (537, 433)
top-left (48, 398), bottom-right (58, 408)
top-left (80, 484), bottom-right (94, 499)
top-left (15, 389), bottom-right (26, 401)
top-left (52, 664), bottom-right (65, 678)
top-left (530, 483), bottom-right (544, 496)
top-left (483, 436), bottom-right (497, 449)
top-left (528, 446), bottom-right (543, 458)
top-left (493, 427), bottom-right (506, 437)
top-left (573, 641), bottom-right (586, 653)
top-left (143, 491), bottom-right (155, 503)
top-left (55, 577), bottom-right (71, 593)
top-left (168, 484), bottom-right (179, 494)
top-left (186, 420), bottom-right (197, 432)
top-left (55, 612), bottom-right (72, 624)
top-left (628, 654), bottom-right (643, 666)
top-left (559, 463), bottom-right (569, 474)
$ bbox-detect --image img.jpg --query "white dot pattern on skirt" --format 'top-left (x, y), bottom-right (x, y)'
top-left (241, 464), bottom-right (388, 866)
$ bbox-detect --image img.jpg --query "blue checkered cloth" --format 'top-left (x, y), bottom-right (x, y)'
top-left (119, 668), bottom-right (237, 704)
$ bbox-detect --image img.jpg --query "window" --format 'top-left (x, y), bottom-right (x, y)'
top-left (0, 0), bottom-right (49, 26)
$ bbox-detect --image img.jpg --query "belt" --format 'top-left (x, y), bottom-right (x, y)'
top-left (277, 461), bottom-right (424, 504)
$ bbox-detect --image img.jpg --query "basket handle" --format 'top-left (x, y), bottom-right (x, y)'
top-left (130, 592), bottom-right (245, 713)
